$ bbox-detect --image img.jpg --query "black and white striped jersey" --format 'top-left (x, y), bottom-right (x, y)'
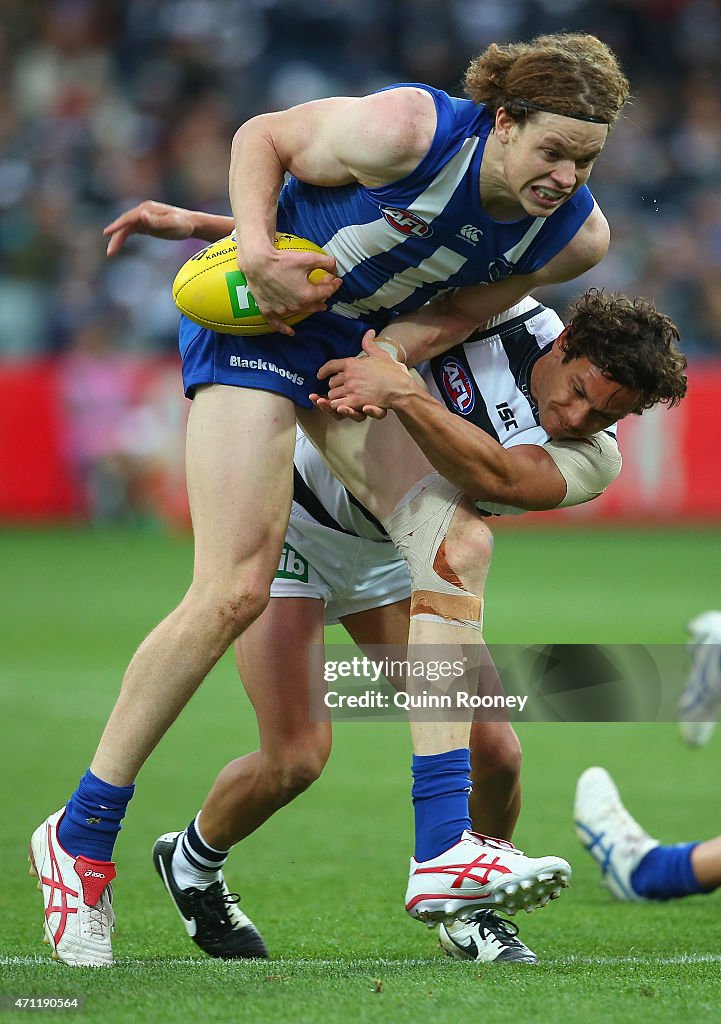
top-left (291, 431), bottom-right (388, 541)
top-left (425, 299), bottom-right (560, 449)
top-left (291, 297), bottom-right (617, 540)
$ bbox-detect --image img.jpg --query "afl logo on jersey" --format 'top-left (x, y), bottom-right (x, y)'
top-left (441, 358), bottom-right (475, 415)
top-left (380, 206), bottom-right (433, 238)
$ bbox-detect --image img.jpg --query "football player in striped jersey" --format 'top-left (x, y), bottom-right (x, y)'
top-left (150, 283), bottom-right (684, 965)
top-left (33, 33), bottom-right (650, 967)
top-left (39, 187), bottom-right (687, 964)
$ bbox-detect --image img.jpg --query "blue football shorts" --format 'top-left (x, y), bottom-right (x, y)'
top-left (179, 309), bottom-right (375, 408)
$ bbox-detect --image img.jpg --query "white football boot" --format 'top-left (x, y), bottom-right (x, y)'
top-left (677, 610), bottom-right (721, 748)
top-left (574, 767), bottom-right (658, 901)
top-left (405, 831), bottom-right (571, 924)
top-left (29, 809), bottom-right (115, 966)
top-left (439, 910), bottom-right (538, 963)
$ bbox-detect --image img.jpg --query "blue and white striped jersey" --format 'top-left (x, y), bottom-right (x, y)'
top-left (181, 84), bottom-right (597, 409)
top-left (278, 84), bottom-right (594, 328)
top-left (291, 297), bottom-right (618, 539)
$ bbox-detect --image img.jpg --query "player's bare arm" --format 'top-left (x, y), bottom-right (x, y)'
top-left (103, 201), bottom-right (235, 256)
top-left (229, 89), bottom-right (437, 334)
top-left (103, 189), bottom-right (605, 358)
top-left (320, 339), bottom-right (569, 510)
top-left (354, 203), bottom-right (610, 367)
top-left (528, 202), bottom-right (609, 287)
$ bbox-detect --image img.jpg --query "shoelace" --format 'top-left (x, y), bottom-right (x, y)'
top-left (471, 911), bottom-right (524, 948)
top-left (194, 883), bottom-right (243, 929)
top-left (82, 889), bottom-right (114, 938)
top-left (85, 907), bottom-right (108, 939)
top-left (470, 833), bottom-right (525, 856)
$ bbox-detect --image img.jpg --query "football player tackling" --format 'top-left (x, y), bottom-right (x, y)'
top-left (31, 34), bottom-right (641, 966)
top-left (147, 284), bottom-right (685, 965)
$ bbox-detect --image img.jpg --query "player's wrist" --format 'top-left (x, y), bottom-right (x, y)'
top-left (190, 211), bottom-right (231, 242)
top-left (234, 230), bottom-right (279, 271)
top-left (384, 373), bottom-right (424, 411)
top-left (373, 336), bottom-right (408, 364)
top-left (188, 210), bottom-right (205, 239)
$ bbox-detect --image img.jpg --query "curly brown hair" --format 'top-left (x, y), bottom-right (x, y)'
top-left (465, 33), bottom-right (629, 129)
top-left (562, 290), bottom-right (687, 413)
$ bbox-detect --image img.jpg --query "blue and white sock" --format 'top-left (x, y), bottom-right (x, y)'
top-left (631, 842), bottom-right (712, 900)
top-left (171, 813), bottom-right (229, 891)
top-left (411, 748), bottom-right (472, 862)
top-left (57, 769), bottom-right (135, 861)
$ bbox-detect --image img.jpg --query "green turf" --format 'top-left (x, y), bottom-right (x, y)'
top-left (2, 526), bottom-right (720, 1023)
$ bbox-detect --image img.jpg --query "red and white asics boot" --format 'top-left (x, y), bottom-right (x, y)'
top-left (405, 831), bottom-right (571, 924)
top-left (29, 809), bottom-right (115, 966)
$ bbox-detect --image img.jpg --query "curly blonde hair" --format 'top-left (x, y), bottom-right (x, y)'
top-left (465, 33), bottom-right (629, 129)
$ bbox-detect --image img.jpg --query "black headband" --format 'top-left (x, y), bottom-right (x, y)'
top-left (505, 97), bottom-right (609, 125)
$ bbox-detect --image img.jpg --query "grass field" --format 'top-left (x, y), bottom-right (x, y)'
top-left (2, 525), bottom-right (720, 1023)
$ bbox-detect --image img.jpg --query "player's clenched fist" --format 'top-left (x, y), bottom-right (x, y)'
top-left (317, 332), bottom-right (415, 416)
top-left (235, 241), bottom-right (342, 337)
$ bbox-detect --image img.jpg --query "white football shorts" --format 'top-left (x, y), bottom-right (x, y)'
top-left (270, 510), bottom-right (411, 624)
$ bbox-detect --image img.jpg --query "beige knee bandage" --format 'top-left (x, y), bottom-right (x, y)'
top-left (383, 474), bottom-right (483, 628)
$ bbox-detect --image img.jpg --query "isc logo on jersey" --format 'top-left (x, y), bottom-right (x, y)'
top-left (441, 358), bottom-right (475, 415)
top-left (380, 206), bottom-right (433, 238)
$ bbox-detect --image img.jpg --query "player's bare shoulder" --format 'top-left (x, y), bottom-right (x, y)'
top-left (569, 202), bottom-right (610, 269)
top-left (532, 202), bottom-right (610, 287)
top-left (345, 87), bottom-right (438, 188)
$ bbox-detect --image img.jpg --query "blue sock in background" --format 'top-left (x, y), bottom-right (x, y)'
top-left (57, 769), bottom-right (135, 861)
top-left (631, 842), bottom-right (710, 899)
top-left (411, 748), bottom-right (472, 862)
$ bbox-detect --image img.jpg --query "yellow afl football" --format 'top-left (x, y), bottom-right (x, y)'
top-left (172, 233), bottom-right (330, 335)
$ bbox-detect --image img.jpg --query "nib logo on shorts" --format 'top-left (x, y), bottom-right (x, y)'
top-left (276, 543), bottom-right (309, 582)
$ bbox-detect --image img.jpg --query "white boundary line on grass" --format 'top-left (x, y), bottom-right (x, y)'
top-left (550, 954), bottom-right (721, 966)
top-left (4, 954), bottom-right (721, 967)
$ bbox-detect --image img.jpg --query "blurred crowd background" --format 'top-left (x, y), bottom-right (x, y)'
top-left (2, 0), bottom-right (720, 522)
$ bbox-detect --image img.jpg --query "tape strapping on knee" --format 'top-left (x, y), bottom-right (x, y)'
top-left (411, 592), bottom-right (483, 627)
top-left (383, 474), bottom-right (482, 622)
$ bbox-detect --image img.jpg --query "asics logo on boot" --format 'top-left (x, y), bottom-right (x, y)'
top-left (414, 853), bottom-right (513, 890)
top-left (74, 856), bottom-right (116, 906)
top-left (41, 826), bottom-right (80, 945)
